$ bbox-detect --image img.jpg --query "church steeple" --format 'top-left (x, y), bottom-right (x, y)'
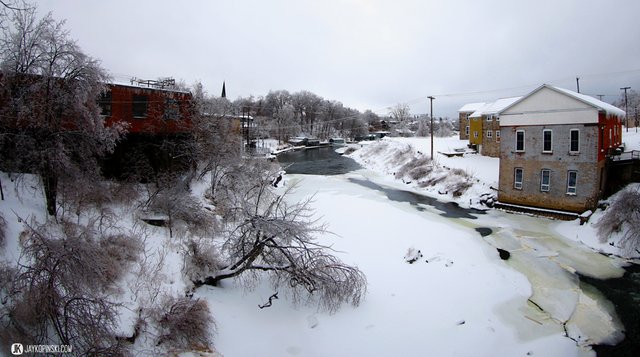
top-left (221, 81), bottom-right (226, 98)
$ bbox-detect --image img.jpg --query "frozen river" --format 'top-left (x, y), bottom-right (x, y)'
top-left (273, 148), bottom-right (629, 354)
top-left (204, 148), bottom-right (630, 356)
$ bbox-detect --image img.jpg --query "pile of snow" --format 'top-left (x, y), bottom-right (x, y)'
top-left (347, 138), bottom-right (495, 208)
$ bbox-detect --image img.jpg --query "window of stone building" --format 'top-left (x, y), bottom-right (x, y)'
top-left (570, 129), bottom-right (580, 153)
top-left (496, 130), bottom-right (501, 142)
top-left (516, 130), bottom-right (525, 152)
top-left (487, 130), bottom-right (492, 139)
top-left (567, 171), bottom-right (577, 195)
top-left (465, 126), bottom-right (469, 135)
top-left (514, 168), bottom-right (524, 189)
top-left (540, 169), bottom-right (550, 192)
top-left (543, 129), bottom-right (553, 153)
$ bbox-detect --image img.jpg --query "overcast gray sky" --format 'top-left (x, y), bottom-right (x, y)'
top-left (35, 0), bottom-right (640, 118)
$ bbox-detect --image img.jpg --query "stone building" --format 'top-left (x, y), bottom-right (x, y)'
top-left (497, 84), bottom-right (625, 213)
top-left (457, 102), bottom-right (484, 140)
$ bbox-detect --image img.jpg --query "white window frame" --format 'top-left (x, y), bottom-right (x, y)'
top-left (486, 114), bottom-right (493, 122)
top-left (496, 130), bottom-right (501, 142)
top-left (540, 169), bottom-right (551, 192)
top-left (487, 130), bottom-right (493, 138)
top-left (514, 168), bottom-right (524, 190)
top-left (542, 129), bottom-right (553, 153)
top-left (515, 130), bottom-right (525, 152)
top-left (567, 170), bottom-right (577, 195)
top-left (569, 129), bottom-right (580, 153)
top-left (474, 131), bottom-right (478, 138)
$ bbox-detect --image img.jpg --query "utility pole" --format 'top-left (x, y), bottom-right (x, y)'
top-left (621, 86), bottom-right (630, 132)
top-left (576, 77), bottom-right (580, 93)
top-left (428, 96), bottom-right (435, 160)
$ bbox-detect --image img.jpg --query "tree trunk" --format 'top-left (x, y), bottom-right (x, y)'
top-left (42, 170), bottom-right (58, 216)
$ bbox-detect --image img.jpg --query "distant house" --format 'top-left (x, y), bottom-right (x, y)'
top-left (497, 84), bottom-right (625, 213)
top-left (467, 97), bottom-right (521, 157)
top-left (458, 102), bottom-right (485, 140)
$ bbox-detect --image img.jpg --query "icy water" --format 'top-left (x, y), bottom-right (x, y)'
top-left (348, 177), bottom-right (486, 219)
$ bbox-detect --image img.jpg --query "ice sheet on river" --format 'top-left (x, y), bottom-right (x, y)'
top-left (485, 223), bottom-right (626, 346)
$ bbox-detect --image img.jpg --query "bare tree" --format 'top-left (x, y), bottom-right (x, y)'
top-left (273, 103), bottom-right (296, 143)
top-left (390, 103), bottom-right (410, 123)
top-left (0, 218), bottom-right (142, 354)
top-left (596, 186), bottom-right (640, 255)
top-left (192, 113), bottom-right (242, 200)
top-left (0, 6), bottom-right (123, 216)
top-left (291, 90), bottom-right (322, 135)
top-left (193, 164), bottom-right (367, 313)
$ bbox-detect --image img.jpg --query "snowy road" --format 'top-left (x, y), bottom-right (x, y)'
top-left (200, 168), bottom-right (627, 356)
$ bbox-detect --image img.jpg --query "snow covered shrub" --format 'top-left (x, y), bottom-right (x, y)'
top-left (389, 144), bottom-right (414, 167)
top-left (450, 180), bottom-right (473, 197)
top-left (343, 147), bottom-right (357, 155)
top-left (419, 172), bottom-right (447, 187)
top-left (156, 297), bottom-right (214, 350)
top-left (596, 186), bottom-right (640, 255)
top-left (395, 156), bottom-right (432, 181)
top-left (363, 141), bottom-right (389, 158)
top-left (447, 169), bottom-right (474, 197)
top-left (182, 239), bottom-right (223, 283)
top-left (57, 173), bottom-right (113, 218)
top-left (0, 219), bottom-right (141, 354)
top-left (145, 174), bottom-right (214, 237)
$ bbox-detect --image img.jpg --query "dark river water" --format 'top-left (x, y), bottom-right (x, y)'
top-left (277, 146), bottom-right (640, 356)
top-left (276, 147), bottom-right (361, 175)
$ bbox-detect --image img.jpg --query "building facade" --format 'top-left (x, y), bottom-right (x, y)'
top-left (458, 102), bottom-right (484, 141)
top-left (497, 85), bottom-right (624, 213)
top-left (101, 82), bottom-right (193, 134)
top-left (467, 97), bottom-right (520, 158)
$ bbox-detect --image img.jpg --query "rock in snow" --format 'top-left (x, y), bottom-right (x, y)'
top-left (404, 247), bottom-right (423, 264)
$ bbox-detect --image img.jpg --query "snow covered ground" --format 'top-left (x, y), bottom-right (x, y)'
top-left (3, 132), bottom-right (640, 356)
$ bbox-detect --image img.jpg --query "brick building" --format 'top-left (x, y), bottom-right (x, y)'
top-left (98, 81), bottom-right (195, 179)
top-left (497, 84), bottom-right (624, 213)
